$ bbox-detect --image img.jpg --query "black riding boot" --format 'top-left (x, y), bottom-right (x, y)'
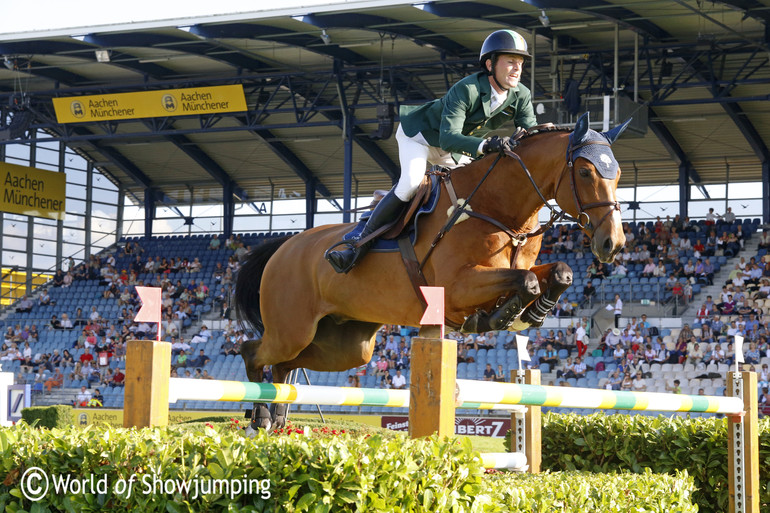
top-left (326, 189), bottom-right (408, 273)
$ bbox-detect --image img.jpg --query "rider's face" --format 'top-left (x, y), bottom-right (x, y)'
top-left (487, 54), bottom-right (524, 91)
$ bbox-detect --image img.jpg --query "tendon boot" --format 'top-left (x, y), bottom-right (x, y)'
top-left (326, 189), bottom-right (408, 273)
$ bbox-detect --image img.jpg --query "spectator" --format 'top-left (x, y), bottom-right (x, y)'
top-left (60, 313), bottom-right (74, 330)
top-left (76, 386), bottom-right (92, 407)
top-left (745, 342), bottom-right (760, 364)
top-left (15, 296), bottom-right (34, 313)
top-left (575, 322), bottom-right (587, 359)
top-left (494, 365), bottom-right (506, 382)
top-left (612, 294), bottom-right (623, 328)
top-left (571, 357), bottom-right (587, 379)
top-left (607, 369), bottom-right (623, 390)
top-left (580, 280), bottom-right (596, 308)
top-left (190, 325), bottom-right (212, 345)
top-left (61, 349), bottom-right (75, 368)
top-left (190, 349), bottom-right (211, 367)
top-left (175, 350), bottom-right (188, 369)
top-left (483, 363), bottom-right (495, 381)
top-left (539, 343), bottom-right (559, 367)
top-left (556, 357), bottom-right (574, 379)
top-left (80, 348), bottom-right (94, 365)
top-left (44, 368), bottom-right (64, 393)
top-left (111, 369), bottom-right (125, 387)
top-left (392, 370), bottom-right (406, 389)
top-left (394, 351), bottom-right (409, 371)
top-left (89, 388), bottom-right (104, 407)
top-left (621, 372), bottom-right (633, 391)
top-left (666, 379), bottom-right (682, 394)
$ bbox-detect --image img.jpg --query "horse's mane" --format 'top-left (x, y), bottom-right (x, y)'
top-left (514, 124), bottom-right (571, 144)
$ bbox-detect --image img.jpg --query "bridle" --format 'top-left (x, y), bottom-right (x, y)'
top-left (552, 137), bottom-right (622, 237)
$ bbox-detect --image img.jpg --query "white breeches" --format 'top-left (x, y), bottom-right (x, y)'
top-left (393, 124), bottom-right (472, 201)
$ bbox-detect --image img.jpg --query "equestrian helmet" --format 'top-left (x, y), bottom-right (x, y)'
top-left (479, 29), bottom-right (531, 67)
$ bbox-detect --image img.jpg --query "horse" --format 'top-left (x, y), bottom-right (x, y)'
top-left (235, 113), bottom-right (629, 432)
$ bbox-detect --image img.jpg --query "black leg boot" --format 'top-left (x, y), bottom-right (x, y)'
top-left (326, 189), bottom-right (408, 273)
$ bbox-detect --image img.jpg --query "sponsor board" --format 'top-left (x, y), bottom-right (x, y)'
top-left (382, 416), bottom-right (511, 437)
top-left (52, 85), bottom-right (247, 123)
top-left (73, 409), bottom-right (383, 428)
top-left (1, 162), bottom-right (66, 220)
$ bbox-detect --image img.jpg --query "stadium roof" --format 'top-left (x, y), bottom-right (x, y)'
top-left (0, 0), bottom-right (769, 216)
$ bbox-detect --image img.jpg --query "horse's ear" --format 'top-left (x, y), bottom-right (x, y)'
top-left (603, 117), bottom-right (633, 145)
top-left (573, 112), bottom-right (590, 142)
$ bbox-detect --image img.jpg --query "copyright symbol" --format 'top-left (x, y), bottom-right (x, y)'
top-left (21, 466), bottom-right (49, 502)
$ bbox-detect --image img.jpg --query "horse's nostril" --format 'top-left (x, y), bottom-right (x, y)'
top-left (603, 238), bottom-right (612, 252)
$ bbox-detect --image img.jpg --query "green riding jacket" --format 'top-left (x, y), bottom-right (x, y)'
top-left (399, 71), bottom-right (537, 160)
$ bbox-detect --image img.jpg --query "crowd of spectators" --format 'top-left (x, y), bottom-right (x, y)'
top-left (7, 234), bottom-right (252, 401)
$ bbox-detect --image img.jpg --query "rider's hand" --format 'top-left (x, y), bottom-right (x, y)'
top-left (482, 135), bottom-right (510, 154)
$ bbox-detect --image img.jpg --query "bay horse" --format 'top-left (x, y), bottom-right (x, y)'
top-left (236, 113), bottom-right (629, 432)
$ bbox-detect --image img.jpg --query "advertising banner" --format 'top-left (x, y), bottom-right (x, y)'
top-left (1, 162), bottom-right (66, 220)
top-left (53, 84), bottom-right (247, 123)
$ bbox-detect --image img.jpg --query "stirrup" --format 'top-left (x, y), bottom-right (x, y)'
top-left (325, 240), bottom-right (361, 274)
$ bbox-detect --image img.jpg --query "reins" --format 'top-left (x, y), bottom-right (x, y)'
top-left (418, 128), bottom-right (577, 272)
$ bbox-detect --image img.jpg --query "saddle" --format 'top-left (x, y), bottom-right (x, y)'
top-left (341, 175), bottom-right (441, 251)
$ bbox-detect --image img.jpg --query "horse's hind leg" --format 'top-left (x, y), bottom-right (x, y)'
top-left (240, 338), bottom-right (272, 435)
top-left (513, 261), bottom-right (573, 330)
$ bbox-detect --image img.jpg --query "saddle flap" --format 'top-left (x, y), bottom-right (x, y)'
top-left (380, 176), bottom-right (432, 240)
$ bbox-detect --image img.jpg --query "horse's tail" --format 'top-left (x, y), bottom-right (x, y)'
top-left (235, 235), bottom-right (292, 335)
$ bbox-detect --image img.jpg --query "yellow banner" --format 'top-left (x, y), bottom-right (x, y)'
top-left (0, 162), bottom-right (66, 220)
top-left (72, 409), bottom-right (382, 428)
top-left (52, 85), bottom-right (247, 123)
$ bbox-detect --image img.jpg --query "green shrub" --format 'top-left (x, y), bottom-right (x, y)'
top-left (20, 405), bottom-right (73, 429)
top-left (0, 421), bottom-right (697, 512)
top-left (487, 469), bottom-right (697, 513)
top-left (0, 422), bottom-right (487, 512)
top-left (506, 412), bottom-right (770, 513)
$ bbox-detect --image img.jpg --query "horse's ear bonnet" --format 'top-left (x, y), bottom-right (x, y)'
top-left (569, 114), bottom-right (632, 180)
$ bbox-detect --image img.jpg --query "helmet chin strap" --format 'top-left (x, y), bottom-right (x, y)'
top-left (487, 54), bottom-right (510, 93)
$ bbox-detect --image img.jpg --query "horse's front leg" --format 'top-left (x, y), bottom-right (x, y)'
top-left (445, 266), bottom-right (540, 333)
top-left (241, 338), bottom-right (272, 436)
top-left (511, 261), bottom-right (573, 331)
top-left (269, 364), bottom-right (293, 431)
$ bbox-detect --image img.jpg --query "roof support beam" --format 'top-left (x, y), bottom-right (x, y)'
top-left (306, 177), bottom-right (317, 229)
top-left (648, 107), bottom-right (709, 201)
top-left (247, 125), bottom-right (338, 206)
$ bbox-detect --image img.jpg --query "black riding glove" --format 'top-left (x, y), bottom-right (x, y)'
top-left (482, 135), bottom-right (510, 155)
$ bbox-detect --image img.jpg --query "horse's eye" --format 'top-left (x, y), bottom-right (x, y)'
top-left (579, 167), bottom-right (591, 178)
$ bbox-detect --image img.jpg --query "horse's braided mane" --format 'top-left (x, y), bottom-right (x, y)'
top-left (516, 124), bottom-right (571, 143)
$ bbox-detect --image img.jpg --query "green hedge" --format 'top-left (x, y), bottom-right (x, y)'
top-left (0, 421), bottom-right (695, 512)
top-left (20, 405), bottom-right (73, 429)
top-left (506, 412), bottom-right (769, 513)
top-left (488, 469), bottom-right (697, 513)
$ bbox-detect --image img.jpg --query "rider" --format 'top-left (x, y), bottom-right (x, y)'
top-left (326, 29), bottom-right (538, 273)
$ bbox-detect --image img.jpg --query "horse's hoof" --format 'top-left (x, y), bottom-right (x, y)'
top-left (245, 419), bottom-right (271, 437)
top-left (509, 318), bottom-right (531, 332)
top-left (272, 417), bottom-right (286, 430)
top-left (461, 310), bottom-right (490, 334)
top-left (244, 425), bottom-right (259, 438)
